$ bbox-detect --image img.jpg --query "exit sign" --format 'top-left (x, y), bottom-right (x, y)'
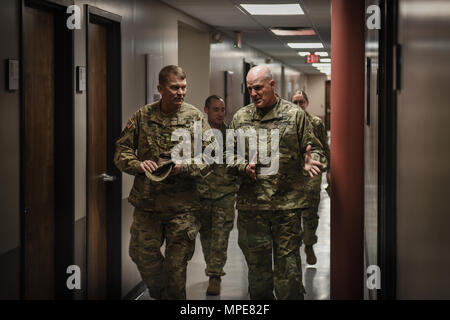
top-left (306, 54), bottom-right (320, 63)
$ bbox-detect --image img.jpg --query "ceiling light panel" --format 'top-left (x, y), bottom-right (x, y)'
top-left (270, 28), bottom-right (315, 36)
top-left (288, 43), bottom-right (324, 49)
top-left (298, 52), bottom-right (311, 56)
top-left (240, 4), bottom-right (304, 15)
top-left (314, 52), bottom-right (329, 57)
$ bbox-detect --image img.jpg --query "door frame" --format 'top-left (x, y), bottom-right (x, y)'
top-left (325, 80), bottom-right (331, 131)
top-left (19, 0), bottom-right (75, 299)
top-left (85, 4), bottom-right (122, 299)
top-left (376, 0), bottom-right (398, 300)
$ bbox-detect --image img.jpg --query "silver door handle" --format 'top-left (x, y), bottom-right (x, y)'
top-left (100, 173), bottom-right (117, 182)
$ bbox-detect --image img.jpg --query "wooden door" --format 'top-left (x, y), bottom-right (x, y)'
top-left (87, 21), bottom-right (108, 299)
top-left (23, 5), bottom-right (55, 299)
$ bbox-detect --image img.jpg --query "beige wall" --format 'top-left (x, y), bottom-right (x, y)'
top-left (305, 74), bottom-right (327, 119)
top-left (285, 71), bottom-right (308, 101)
top-left (178, 22), bottom-right (211, 110)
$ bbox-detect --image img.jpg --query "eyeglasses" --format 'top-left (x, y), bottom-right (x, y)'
top-left (293, 100), bottom-right (306, 105)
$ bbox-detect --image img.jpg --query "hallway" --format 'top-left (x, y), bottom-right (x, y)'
top-left (139, 175), bottom-right (331, 300)
top-left (2, 0), bottom-right (450, 302)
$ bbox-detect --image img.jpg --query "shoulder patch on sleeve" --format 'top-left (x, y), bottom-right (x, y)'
top-left (126, 118), bottom-right (134, 129)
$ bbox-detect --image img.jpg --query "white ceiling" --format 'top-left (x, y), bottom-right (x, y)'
top-left (159, 0), bottom-right (331, 74)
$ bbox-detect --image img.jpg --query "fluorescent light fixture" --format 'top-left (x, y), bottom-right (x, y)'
top-left (312, 63), bottom-right (331, 68)
top-left (298, 52), bottom-right (310, 56)
top-left (320, 58), bottom-right (331, 62)
top-left (287, 42), bottom-right (324, 49)
top-left (365, 41), bottom-right (378, 50)
top-left (270, 28), bottom-right (315, 36)
top-left (240, 4), bottom-right (304, 15)
top-left (314, 52), bottom-right (328, 57)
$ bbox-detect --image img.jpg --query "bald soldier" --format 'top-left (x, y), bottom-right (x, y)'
top-left (114, 65), bottom-right (212, 300)
top-left (227, 66), bottom-right (327, 300)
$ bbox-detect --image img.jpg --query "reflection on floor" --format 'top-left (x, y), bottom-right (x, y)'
top-left (139, 175), bottom-right (330, 300)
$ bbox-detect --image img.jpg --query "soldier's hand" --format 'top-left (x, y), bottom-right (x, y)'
top-left (138, 160), bottom-right (158, 173)
top-left (304, 145), bottom-right (322, 177)
top-left (245, 163), bottom-right (257, 180)
top-left (170, 164), bottom-right (182, 176)
top-left (245, 152), bottom-right (258, 180)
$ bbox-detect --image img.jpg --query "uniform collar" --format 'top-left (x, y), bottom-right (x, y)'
top-left (149, 100), bottom-right (183, 125)
top-left (252, 97), bottom-right (282, 122)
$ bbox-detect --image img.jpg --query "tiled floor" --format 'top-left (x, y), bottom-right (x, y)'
top-left (139, 175), bottom-right (330, 300)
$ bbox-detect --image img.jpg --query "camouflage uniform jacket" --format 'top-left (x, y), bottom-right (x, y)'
top-left (305, 112), bottom-right (331, 196)
top-left (196, 123), bottom-right (237, 200)
top-left (307, 113), bottom-right (330, 172)
top-left (114, 101), bottom-right (212, 213)
top-left (227, 98), bottom-right (327, 211)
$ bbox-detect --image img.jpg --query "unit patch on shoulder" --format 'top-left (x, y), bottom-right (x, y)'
top-left (126, 118), bottom-right (134, 129)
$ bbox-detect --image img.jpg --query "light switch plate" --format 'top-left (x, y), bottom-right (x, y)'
top-left (76, 66), bottom-right (86, 92)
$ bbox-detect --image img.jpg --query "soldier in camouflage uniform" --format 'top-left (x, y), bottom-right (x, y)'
top-left (114, 65), bottom-right (212, 300)
top-left (227, 66), bottom-right (327, 300)
top-left (195, 95), bottom-right (237, 296)
top-left (291, 90), bottom-right (331, 265)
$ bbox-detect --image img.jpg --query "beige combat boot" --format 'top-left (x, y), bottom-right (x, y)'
top-left (206, 276), bottom-right (221, 295)
top-left (305, 245), bottom-right (317, 265)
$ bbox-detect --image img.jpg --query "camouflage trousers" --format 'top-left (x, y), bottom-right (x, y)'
top-left (195, 193), bottom-right (235, 277)
top-left (129, 208), bottom-right (199, 300)
top-left (300, 205), bottom-right (319, 246)
top-left (237, 209), bottom-right (305, 300)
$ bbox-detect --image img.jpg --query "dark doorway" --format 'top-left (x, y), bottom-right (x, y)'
top-left (85, 5), bottom-right (122, 300)
top-left (21, 0), bottom-right (74, 299)
top-left (376, 0), bottom-right (398, 300)
top-left (243, 61), bottom-right (252, 106)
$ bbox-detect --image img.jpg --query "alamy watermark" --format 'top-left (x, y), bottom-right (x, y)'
top-left (366, 265), bottom-right (381, 290)
top-left (66, 5), bottom-right (81, 30)
top-left (66, 265), bottom-right (81, 290)
top-left (170, 121), bottom-right (280, 175)
top-left (366, 5), bottom-right (381, 30)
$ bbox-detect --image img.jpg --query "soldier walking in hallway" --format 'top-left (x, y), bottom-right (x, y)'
top-left (114, 65), bottom-right (212, 300)
top-left (195, 95), bottom-right (238, 296)
top-left (291, 90), bottom-right (331, 265)
top-left (227, 66), bottom-right (327, 300)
